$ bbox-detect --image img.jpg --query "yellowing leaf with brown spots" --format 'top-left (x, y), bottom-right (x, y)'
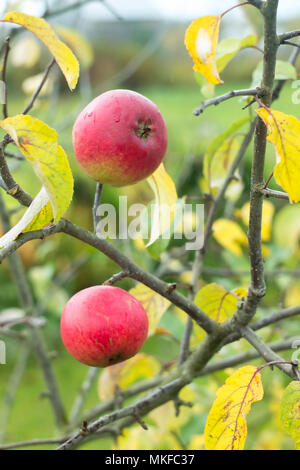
top-left (256, 108), bottom-right (300, 203)
top-left (185, 16), bottom-right (223, 85)
top-left (0, 115), bottom-right (73, 223)
top-left (195, 283), bottom-right (246, 323)
top-left (213, 218), bottom-right (248, 256)
top-left (129, 283), bottom-right (170, 336)
top-left (205, 366), bottom-right (264, 450)
top-left (2, 11), bottom-right (79, 90)
top-left (0, 115), bottom-right (73, 247)
top-left (98, 353), bottom-right (160, 401)
top-left (193, 283), bottom-right (246, 343)
top-left (280, 381), bottom-right (300, 449)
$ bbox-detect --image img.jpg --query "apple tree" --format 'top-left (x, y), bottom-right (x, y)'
top-left (0, 0), bottom-right (300, 451)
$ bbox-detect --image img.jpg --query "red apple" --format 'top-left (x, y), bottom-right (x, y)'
top-left (72, 89), bottom-right (168, 187)
top-left (60, 285), bottom-right (148, 367)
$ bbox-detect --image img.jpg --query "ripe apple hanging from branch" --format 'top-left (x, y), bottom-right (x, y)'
top-left (72, 89), bottom-right (168, 187)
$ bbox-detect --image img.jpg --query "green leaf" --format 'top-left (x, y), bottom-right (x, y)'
top-left (251, 60), bottom-right (297, 88)
top-left (195, 34), bottom-right (257, 98)
top-left (204, 137), bottom-right (240, 194)
top-left (202, 117), bottom-right (251, 195)
top-left (216, 35), bottom-right (258, 73)
top-left (280, 381), bottom-right (300, 449)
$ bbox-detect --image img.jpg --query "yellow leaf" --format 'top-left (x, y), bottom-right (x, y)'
top-left (55, 26), bottom-right (94, 69)
top-left (195, 283), bottom-right (246, 323)
top-left (185, 16), bottom-right (223, 85)
top-left (213, 219), bottom-right (248, 256)
top-left (98, 353), bottom-right (160, 401)
top-left (193, 283), bottom-right (246, 343)
top-left (256, 107), bottom-right (300, 203)
top-left (280, 381), bottom-right (300, 450)
top-left (0, 115), bottom-right (73, 224)
top-left (129, 283), bottom-right (170, 336)
top-left (205, 366), bottom-right (264, 450)
top-left (24, 200), bottom-right (53, 233)
top-left (146, 163), bottom-right (177, 246)
top-left (235, 200), bottom-right (275, 242)
top-left (10, 35), bottom-right (41, 68)
top-left (2, 11), bottom-right (79, 90)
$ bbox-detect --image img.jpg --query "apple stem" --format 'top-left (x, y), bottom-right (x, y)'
top-left (135, 122), bottom-right (152, 139)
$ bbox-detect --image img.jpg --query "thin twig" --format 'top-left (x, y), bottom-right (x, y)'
top-left (103, 270), bottom-right (130, 286)
top-left (56, 378), bottom-right (184, 450)
top-left (4, 151), bottom-right (25, 161)
top-left (1, 37), bottom-right (10, 119)
top-left (44, 0), bottom-right (122, 20)
top-left (0, 143), bottom-right (33, 207)
top-left (279, 29), bottom-right (300, 43)
top-left (0, 436), bottom-right (70, 450)
top-left (260, 188), bottom-right (289, 200)
top-left (282, 40), bottom-right (300, 50)
top-left (193, 88), bottom-right (265, 116)
top-left (241, 326), bottom-right (297, 378)
top-left (22, 58), bottom-right (56, 115)
top-left (201, 336), bottom-right (299, 375)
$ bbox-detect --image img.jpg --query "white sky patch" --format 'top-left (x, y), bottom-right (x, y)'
top-left (1, 0), bottom-right (298, 22)
top-left (196, 29), bottom-right (212, 64)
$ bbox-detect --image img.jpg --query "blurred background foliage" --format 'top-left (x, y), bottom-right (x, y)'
top-left (0, 0), bottom-right (300, 450)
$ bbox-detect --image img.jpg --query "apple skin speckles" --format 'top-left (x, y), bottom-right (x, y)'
top-left (60, 285), bottom-right (149, 367)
